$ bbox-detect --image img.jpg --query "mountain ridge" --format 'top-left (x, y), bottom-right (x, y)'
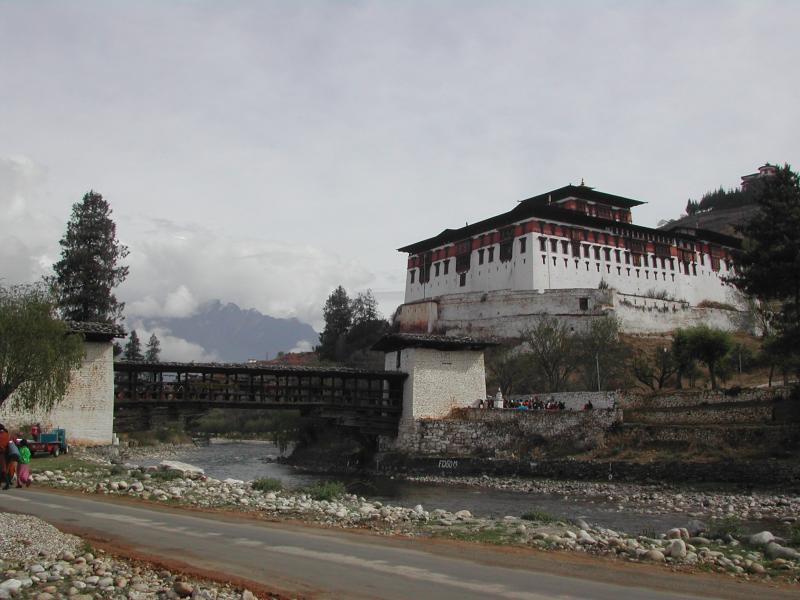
top-left (142, 300), bottom-right (318, 362)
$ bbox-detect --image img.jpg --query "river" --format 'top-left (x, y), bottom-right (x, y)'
top-left (134, 440), bottom-right (784, 536)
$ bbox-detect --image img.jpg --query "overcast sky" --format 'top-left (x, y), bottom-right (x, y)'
top-left (1, 1), bottom-right (798, 358)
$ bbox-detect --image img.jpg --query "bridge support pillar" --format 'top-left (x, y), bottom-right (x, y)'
top-left (373, 334), bottom-right (496, 435)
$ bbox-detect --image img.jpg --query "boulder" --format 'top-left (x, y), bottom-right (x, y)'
top-left (159, 461), bottom-right (204, 476)
top-left (765, 542), bottom-right (800, 560)
top-left (666, 528), bottom-right (682, 540)
top-left (748, 531), bottom-right (775, 547)
top-left (667, 539), bottom-right (687, 559)
top-left (173, 581), bottom-right (194, 597)
top-left (687, 519), bottom-right (707, 537)
top-left (577, 531), bottom-right (596, 545)
top-left (643, 549), bottom-right (665, 562)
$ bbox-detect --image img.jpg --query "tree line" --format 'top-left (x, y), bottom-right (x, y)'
top-left (486, 317), bottom-right (748, 397)
top-left (316, 286), bottom-right (389, 367)
top-left (1, 191), bottom-right (130, 410)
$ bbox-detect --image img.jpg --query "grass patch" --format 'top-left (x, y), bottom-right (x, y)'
top-left (438, 525), bottom-right (512, 544)
top-left (521, 510), bottom-right (555, 523)
top-left (252, 477), bottom-right (283, 492)
top-left (149, 469), bottom-right (184, 481)
top-left (302, 481), bottom-right (346, 501)
top-left (707, 516), bottom-right (742, 540)
top-left (29, 455), bottom-right (97, 473)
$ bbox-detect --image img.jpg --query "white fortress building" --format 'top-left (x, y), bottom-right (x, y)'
top-left (395, 183), bottom-right (748, 336)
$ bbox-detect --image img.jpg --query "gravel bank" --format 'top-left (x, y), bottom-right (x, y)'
top-left (0, 513), bottom-right (272, 599)
top-left (17, 455), bottom-right (800, 587)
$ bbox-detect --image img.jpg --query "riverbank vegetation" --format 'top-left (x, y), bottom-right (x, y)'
top-left (192, 409), bottom-right (301, 452)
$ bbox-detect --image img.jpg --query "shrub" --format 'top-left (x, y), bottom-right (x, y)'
top-left (789, 523), bottom-right (800, 547)
top-left (521, 510), bottom-right (555, 522)
top-left (303, 481), bottom-right (347, 501)
top-left (252, 477), bottom-right (283, 492)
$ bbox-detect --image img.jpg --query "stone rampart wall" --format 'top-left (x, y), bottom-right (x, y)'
top-left (621, 423), bottom-right (800, 448)
top-left (624, 402), bottom-right (776, 425)
top-left (399, 288), bottom-right (750, 338)
top-left (619, 386), bottom-right (792, 410)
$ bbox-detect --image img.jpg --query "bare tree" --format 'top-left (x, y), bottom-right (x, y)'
top-left (630, 347), bottom-right (678, 391)
top-left (520, 316), bottom-right (577, 393)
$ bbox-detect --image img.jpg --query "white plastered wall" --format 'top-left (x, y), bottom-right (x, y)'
top-left (384, 347), bottom-right (487, 425)
top-left (0, 341), bottom-right (115, 445)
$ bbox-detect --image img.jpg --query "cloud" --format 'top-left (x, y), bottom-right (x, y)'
top-left (0, 155), bottom-right (61, 286)
top-left (120, 216), bottom-right (375, 329)
top-left (127, 285), bottom-right (199, 319)
top-left (288, 339), bottom-right (314, 353)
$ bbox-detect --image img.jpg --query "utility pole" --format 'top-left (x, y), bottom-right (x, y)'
top-left (595, 352), bottom-right (601, 391)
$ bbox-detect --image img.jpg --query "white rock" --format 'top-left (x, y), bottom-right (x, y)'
top-left (454, 510), bottom-right (472, 520)
top-left (644, 549), bottom-right (665, 562)
top-left (748, 531), bottom-right (775, 546)
top-left (159, 461), bottom-right (204, 476)
top-left (667, 539), bottom-right (687, 559)
top-left (577, 531), bottom-right (596, 545)
top-left (0, 580), bottom-right (22, 593)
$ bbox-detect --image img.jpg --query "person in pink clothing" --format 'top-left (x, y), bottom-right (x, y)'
top-left (16, 439), bottom-right (32, 487)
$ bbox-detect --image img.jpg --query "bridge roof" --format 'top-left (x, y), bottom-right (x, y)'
top-left (67, 321), bottom-right (126, 341)
top-left (372, 333), bottom-right (498, 353)
top-left (114, 360), bottom-right (406, 379)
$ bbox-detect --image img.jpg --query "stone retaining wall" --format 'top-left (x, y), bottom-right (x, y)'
top-left (393, 408), bottom-right (620, 457)
top-left (390, 385), bottom-right (800, 462)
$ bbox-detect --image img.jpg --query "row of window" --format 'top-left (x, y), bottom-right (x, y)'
top-left (410, 238), bottom-right (527, 283)
top-left (541, 254), bottom-right (686, 281)
top-left (536, 236), bottom-right (730, 273)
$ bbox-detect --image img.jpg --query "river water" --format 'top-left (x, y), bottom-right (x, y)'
top-left (135, 440), bottom-right (761, 535)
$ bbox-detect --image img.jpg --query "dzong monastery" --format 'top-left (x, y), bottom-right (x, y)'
top-left (395, 180), bottom-right (753, 337)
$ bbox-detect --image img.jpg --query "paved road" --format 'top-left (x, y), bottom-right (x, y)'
top-left (0, 489), bottom-right (790, 600)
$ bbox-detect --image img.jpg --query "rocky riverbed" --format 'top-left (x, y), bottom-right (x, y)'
top-left (15, 455), bottom-right (800, 587)
top-left (404, 474), bottom-right (800, 522)
top-left (0, 513), bottom-right (270, 600)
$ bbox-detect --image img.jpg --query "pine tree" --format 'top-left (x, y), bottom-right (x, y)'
top-left (124, 330), bottom-right (144, 361)
top-left (351, 290), bottom-right (379, 324)
top-left (732, 164), bottom-right (800, 375)
top-left (145, 333), bottom-right (161, 362)
top-left (52, 191), bottom-right (129, 324)
top-left (317, 286), bottom-right (352, 361)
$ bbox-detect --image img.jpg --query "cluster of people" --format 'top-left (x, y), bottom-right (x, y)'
top-left (0, 423), bottom-right (32, 490)
top-left (477, 395), bottom-right (568, 410)
top-left (477, 395), bottom-right (596, 411)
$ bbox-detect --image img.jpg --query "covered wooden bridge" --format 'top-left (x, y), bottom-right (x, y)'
top-left (114, 361), bottom-right (406, 433)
